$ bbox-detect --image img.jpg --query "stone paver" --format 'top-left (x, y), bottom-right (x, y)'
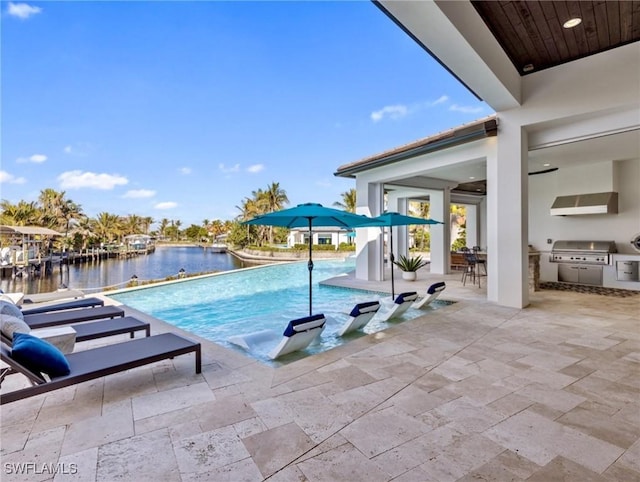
top-left (1, 274), bottom-right (639, 481)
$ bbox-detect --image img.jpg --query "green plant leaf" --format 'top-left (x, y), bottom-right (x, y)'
top-left (392, 254), bottom-right (429, 271)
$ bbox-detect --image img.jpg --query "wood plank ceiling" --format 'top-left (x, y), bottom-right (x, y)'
top-left (471, 1), bottom-right (640, 75)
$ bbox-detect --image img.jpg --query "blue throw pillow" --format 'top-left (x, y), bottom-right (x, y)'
top-left (11, 332), bottom-right (71, 377)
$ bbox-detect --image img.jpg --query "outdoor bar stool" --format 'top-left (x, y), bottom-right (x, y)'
top-left (461, 252), bottom-right (478, 287)
top-left (472, 246), bottom-right (487, 276)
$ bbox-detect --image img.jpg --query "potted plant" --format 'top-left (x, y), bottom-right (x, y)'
top-left (393, 254), bottom-right (429, 281)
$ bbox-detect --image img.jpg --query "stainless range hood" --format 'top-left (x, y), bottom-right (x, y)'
top-left (550, 192), bottom-right (618, 216)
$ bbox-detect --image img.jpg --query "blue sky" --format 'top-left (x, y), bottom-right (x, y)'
top-left (1, 1), bottom-right (490, 227)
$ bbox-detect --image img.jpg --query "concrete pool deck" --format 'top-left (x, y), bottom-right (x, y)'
top-left (1, 269), bottom-right (639, 481)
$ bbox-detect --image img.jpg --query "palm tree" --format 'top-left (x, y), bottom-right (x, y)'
top-left (262, 182), bottom-right (289, 212)
top-left (409, 201), bottom-right (431, 251)
top-left (259, 182), bottom-right (289, 244)
top-left (142, 216), bottom-right (154, 235)
top-left (70, 217), bottom-right (97, 251)
top-left (122, 214), bottom-right (143, 236)
top-left (450, 204), bottom-right (466, 248)
top-left (159, 218), bottom-right (169, 240)
top-left (94, 212), bottom-right (122, 244)
top-left (60, 199), bottom-right (83, 243)
top-left (0, 200), bottom-right (41, 226)
top-left (38, 188), bottom-right (64, 228)
top-left (235, 197), bottom-right (262, 245)
top-left (333, 188), bottom-right (356, 213)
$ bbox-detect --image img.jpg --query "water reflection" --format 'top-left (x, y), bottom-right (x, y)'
top-left (0, 246), bottom-right (252, 295)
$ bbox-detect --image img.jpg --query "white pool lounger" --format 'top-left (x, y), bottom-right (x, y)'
top-left (229, 314), bottom-right (326, 360)
top-left (413, 282), bottom-right (446, 309)
top-left (337, 301), bottom-right (381, 336)
top-left (378, 292), bottom-right (419, 321)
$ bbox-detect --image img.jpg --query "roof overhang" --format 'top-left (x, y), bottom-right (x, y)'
top-left (335, 115), bottom-right (497, 178)
top-left (0, 225), bottom-right (63, 236)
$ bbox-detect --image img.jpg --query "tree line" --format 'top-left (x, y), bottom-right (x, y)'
top-left (0, 185), bottom-right (357, 251)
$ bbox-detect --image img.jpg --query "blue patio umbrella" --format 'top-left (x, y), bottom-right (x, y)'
top-left (244, 203), bottom-right (371, 315)
top-left (354, 212), bottom-right (443, 299)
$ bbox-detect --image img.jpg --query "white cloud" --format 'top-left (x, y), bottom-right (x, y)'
top-left (431, 95), bottom-right (449, 105)
top-left (179, 167), bottom-right (191, 175)
top-left (123, 189), bottom-right (156, 199)
top-left (30, 154), bottom-right (47, 163)
top-left (316, 180), bottom-right (331, 188)
top-left (449, 104), bottom-right (484, 114)
top-left (62, 142), bottom-right (94, 156)
top-left (369, 96), bottom-right (450, 125)
top-left (371, 104), bottom-right (408, 122)
top-left (246, 164), bottom-right (264, 174)
top-left (57, 170), bottom-right (128, 190)
top-left (0, 170), bottom-right (27, 184)
top-left (16, 153), bottom-right (47, 164)
top-left (154, 201), bottom-right (177, 210)
top-left (219, 163), bottom-right (240, 174)
top-left (7, 2), bottom-right (42, 19)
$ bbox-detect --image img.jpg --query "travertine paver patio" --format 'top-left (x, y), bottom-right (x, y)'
top-left (1, 271), bottom-right (639, 481)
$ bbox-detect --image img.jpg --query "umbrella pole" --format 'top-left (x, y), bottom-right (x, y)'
top-left (390, 227), bottom-right (395, 299)
top-left (307, 218), bottom-right (313, 316)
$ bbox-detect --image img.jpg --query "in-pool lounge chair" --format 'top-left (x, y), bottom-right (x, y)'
top-left (413, 282), bottom-right (446, 309)
top-left (379, 292), bottom-right (419, 321)
top-left (1, 316), bottom-right (151, 348)
top-left (23, 305), bottom-right (125, 330)
top-left (21, 297), bottom-right (105, 315)
top-left (0, 333), bottom-right (201, 404)
top-left (228, 314), bottom-right (326, 360)
top-left (337, 301), bottom-right (381, 336)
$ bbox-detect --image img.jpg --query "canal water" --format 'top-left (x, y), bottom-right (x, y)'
top-left (0, 246), bottom-right (253, 295)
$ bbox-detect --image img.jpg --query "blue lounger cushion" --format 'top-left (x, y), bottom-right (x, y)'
top-left (11, 332), bottom-right (71, 377)
top-left (413, 282), bottom-right (446, 309)
top-left (337, 301), bottom-right (381, 336)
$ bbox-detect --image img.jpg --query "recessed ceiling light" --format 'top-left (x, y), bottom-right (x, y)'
top-left (476, 188), bottom-right (482, 192)
top-left (563, 18), bottom-right (582, 28)
top-left (543, 163), bottom-right (550, 167)
top-left (523, 64), bottom-right (535, 72)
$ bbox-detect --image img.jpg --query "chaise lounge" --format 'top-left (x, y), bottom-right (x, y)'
top-left (412, 281), bottom-right (446, 309)
top-left (378, 292), bottom-right (419, 321)
top-left (20, 297), bottom-right (105, 315)
top-left (0, 332), bottom-right (201, 404)
top-left (1, 316), bottom-right (151, 348)
top-left (336, 301), bottom-right (381, 336)
top-left (228, 314), bottom-right (327, 360)
top-left (22, 305), bottom-right (125, 330)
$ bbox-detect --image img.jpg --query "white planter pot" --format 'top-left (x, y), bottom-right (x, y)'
top-left (401, 271), bottom-right (417, 281)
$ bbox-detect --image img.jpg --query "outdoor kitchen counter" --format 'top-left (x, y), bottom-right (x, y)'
top-left (605, 253), bottom-right (640, 291)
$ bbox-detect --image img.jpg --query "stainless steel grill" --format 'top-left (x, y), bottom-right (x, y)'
top-left (551, 240), bottom-right (617, 286)
top-left (550, 240), bottom-right (617, 265)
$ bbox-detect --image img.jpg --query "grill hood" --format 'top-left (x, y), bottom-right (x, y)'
top-left (550, 192), bottom-right (618, 216)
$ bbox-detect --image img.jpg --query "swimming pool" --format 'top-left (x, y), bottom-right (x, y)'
top-left (109, 259), bottom-right (451, 363)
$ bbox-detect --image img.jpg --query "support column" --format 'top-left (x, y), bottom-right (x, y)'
top-left (429, 188), bottom-right (451, 274)
top-left (387, 194), bottom-right (409, 260)
top-left (486, 122), bottom-right (529, 308)
top-left (355, 179), bottom-right (384, 281)
top-left (465, 204), bottom-right (479, 248)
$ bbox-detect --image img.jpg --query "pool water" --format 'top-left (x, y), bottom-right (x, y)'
top-left (110, 259), bottom-right (451, 363)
